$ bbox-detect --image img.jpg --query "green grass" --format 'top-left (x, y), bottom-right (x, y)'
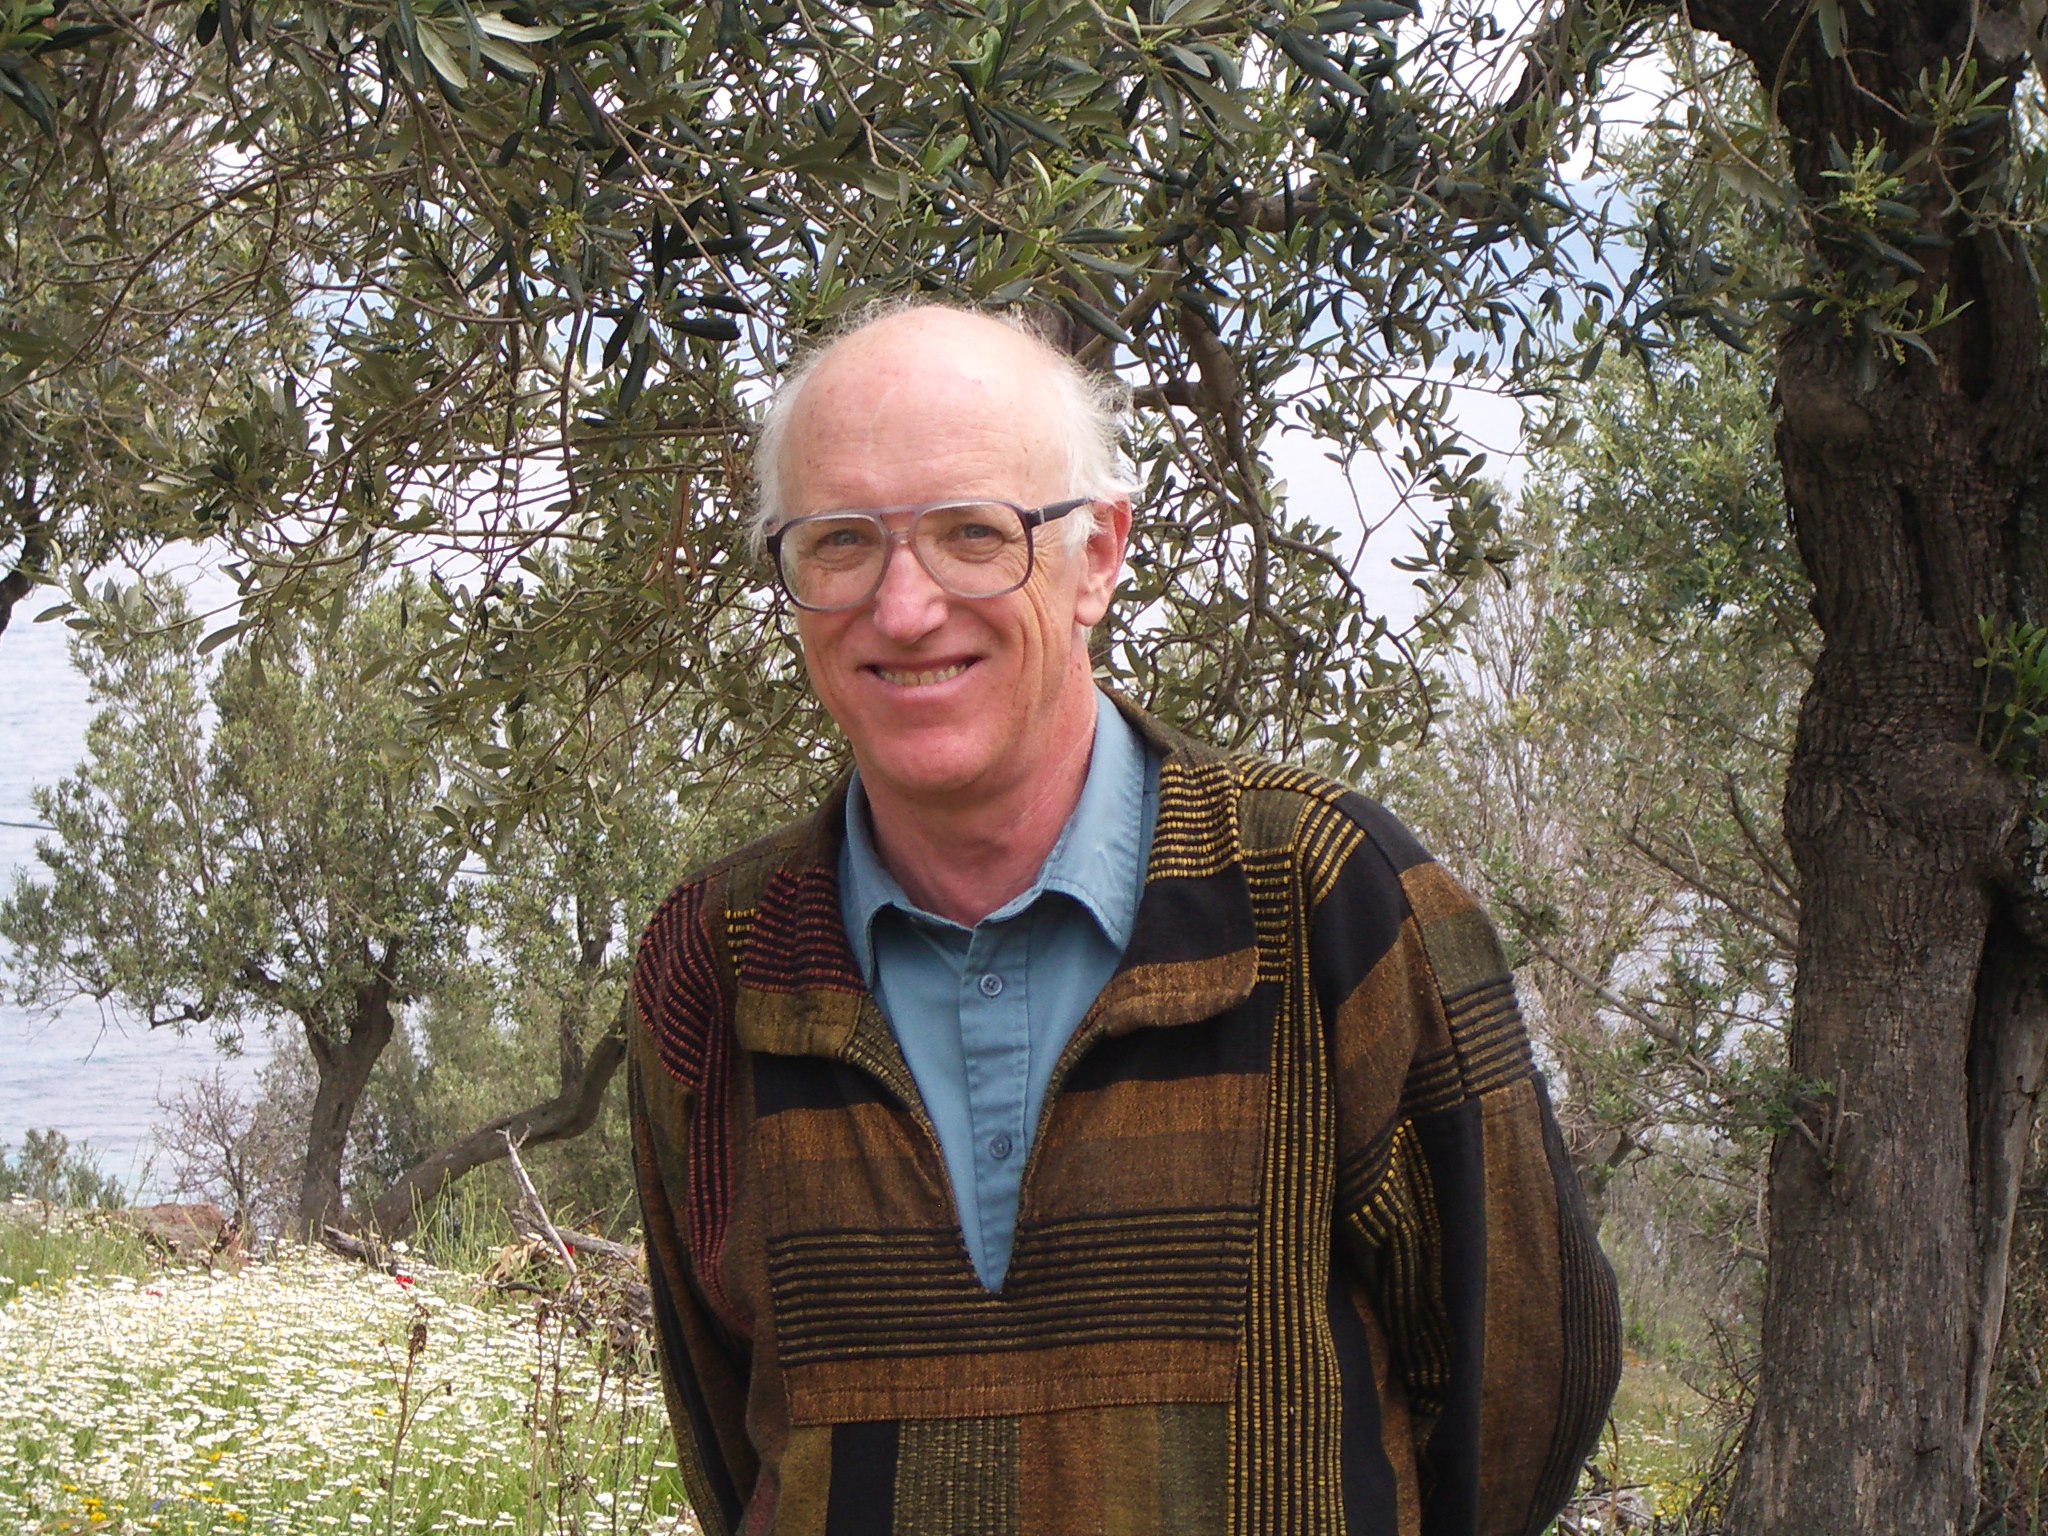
top-left (0, 1204), bottom-right (686, 1535)
top-left (0, 1201), bottom-right (159, 1305)
top-left (1559, 1352), bottom-right (1730, 1533)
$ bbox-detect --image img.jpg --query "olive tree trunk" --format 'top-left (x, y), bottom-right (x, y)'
top-left (1736, 312), bottom-right (2048, 1528)
top-left (1674, 5), bottom-right (2048, 1527)
top-left (295, 974), bottom-right (400, 1241)
top-left (363, 996), bottom-right (628, 1240)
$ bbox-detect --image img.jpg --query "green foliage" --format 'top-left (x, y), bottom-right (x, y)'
top-left (1, 578), bottom-right (467, 1049)
top-left (0, 576), bottom-right (475, 1231)
top-left (1976, 616), bottom-right (2048, 782)
top-left (403, 1175), bottom-right (527, 1274)
top-left (2, 0), bottom-right (1645, 784)
top-left (1590, 34), bottom-right (2048, 390)
top-left (1384, 247), bottom-right (1810, 1500)
top-left (1587, 1350), bottom-right (1728, 1529)
top-left (0, 15), bottom-right (308, 638)
top-left (0, 1128), bottom-right (125, 1210)
top-left (4, 549), bottom-right (772, 1239)
top-left (1394, 326), bottom-right (1809, 1155)
top-left (348, 597), bottom-right (773, 1233)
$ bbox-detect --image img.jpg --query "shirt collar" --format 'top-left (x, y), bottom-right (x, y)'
top-left (839, 689), bottom-right (1155, 980)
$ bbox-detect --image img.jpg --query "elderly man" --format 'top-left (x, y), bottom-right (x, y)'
top-left (628, 303), bottom-right (1620, 1535)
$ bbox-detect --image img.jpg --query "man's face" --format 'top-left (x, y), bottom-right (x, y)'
top-left (777, 315), bottom-right (1128, 810)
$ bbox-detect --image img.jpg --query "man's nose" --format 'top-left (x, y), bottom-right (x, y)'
top-left (868, 535), bottom-right (949, 638)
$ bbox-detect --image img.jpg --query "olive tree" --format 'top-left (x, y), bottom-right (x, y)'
top-left (0, 580), bottom-right (467, 1237)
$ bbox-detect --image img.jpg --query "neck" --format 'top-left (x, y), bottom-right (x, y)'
top-left (860, 684), bottom-right (1100, 927)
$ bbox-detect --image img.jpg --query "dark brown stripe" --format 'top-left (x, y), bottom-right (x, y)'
top-left (768, 1210), bottom-right (1259, 1365)
top-left (1531, 1089), bottom-right (1623, 1521)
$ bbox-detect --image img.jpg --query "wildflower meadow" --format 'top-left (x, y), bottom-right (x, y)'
top-left (0, 1203), bottom-right (688, 1535)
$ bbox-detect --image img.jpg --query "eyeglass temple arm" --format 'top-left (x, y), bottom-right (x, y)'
top-left (1021, 497), bottom-right (1094, 530)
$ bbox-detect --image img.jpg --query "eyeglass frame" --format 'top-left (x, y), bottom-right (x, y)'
top-left (764, 496), bottom-right (1095, 613)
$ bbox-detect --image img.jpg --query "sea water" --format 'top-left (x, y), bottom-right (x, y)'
top-left (0, 594), bottom-right (271, 1201)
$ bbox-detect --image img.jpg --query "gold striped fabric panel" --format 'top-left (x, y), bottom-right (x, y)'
top-left (756, 1096), bottom-right (946, 1233)
top-left (892, 1417), bottom-right (1022, 1534)
top-left (1329, 926), bottom-right (1434, 1137)
top-left (768, 1210), bottom-right (1258, 1368)
top-left (1397, 863), bottom-right (1537, 1109)
top-left (1233, 801), bottom-right (1346, 1534)
top-left (1147, 757), bottom-right (1246, 881)
top-left (1337, 1118), bottom-right (1453, 1424)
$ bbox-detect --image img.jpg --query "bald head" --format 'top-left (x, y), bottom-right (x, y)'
top-left (752, 302), bottom-right (1131, 551)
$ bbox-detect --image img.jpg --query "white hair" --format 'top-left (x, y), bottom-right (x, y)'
top-left (750, 299), bottom-right (1135, 557)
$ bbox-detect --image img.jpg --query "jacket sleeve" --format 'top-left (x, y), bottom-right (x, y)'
top-left (1321, 799), bottom-right (1622, 1536)
top-left (629, 879), bottom-right (756, 1536)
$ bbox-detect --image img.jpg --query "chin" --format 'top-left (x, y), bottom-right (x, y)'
top-left (861, 736), bottom-right (993, 797)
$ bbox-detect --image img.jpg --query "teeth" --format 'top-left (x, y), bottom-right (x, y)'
top-left (875, 662), bottom-right (971, 687)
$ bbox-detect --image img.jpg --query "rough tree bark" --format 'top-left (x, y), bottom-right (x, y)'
top-left (296, 962), bottom-right (400, 1241)
top-left (1673, 1), bottom-right (2048, 1528)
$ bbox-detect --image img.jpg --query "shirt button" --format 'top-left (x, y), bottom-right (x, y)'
top-left (989, 1133), bottom-right (1014, 1159)
top-left (978, 973), bottom-right (1004, 997)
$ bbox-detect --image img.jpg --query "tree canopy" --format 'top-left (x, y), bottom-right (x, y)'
top-left (1, 570), bottom-right (765, 1239)
top-left (4, 0), bottom-right (1615, 805)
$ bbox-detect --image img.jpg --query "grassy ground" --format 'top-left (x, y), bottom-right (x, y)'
top-left (0, 1200), bottom-right (685, 1536)
top-left (1566, 1350), bottom-right (1728, 1532)
top-left (0, 1203), bottom-right (159, 1305)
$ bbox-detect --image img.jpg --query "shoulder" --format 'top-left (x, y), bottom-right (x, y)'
top-left (1238, 757), bottom-right (1431, 870)
top-left (630, 809), bottom-right (830, 1083)
top-left (1165, 739), bottom-right (1437, 892)
top-left (1204, 753), bottom-right (1527, 1097)
top-left (1123, 703), bottom-right (1473, 928)
top-left (1230, 759), bottom-right (1519, 1038)
top-left (1196, 746), bottom-right (1508, 989)
top-left (637, 817), bottom-right (811, 962)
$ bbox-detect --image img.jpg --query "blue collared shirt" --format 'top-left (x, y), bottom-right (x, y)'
top-left (839, 691), bottom-right (1160, 1291)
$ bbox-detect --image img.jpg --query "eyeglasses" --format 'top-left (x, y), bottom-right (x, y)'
top-left (766, 497), bottom-right (1091, 613)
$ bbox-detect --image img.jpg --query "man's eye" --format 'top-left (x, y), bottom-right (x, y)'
top-left (802, 523), bottom-right (879, 555)
top-left (931, 508), bottom-right (1014, 547)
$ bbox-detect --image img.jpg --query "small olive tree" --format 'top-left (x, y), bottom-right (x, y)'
top-left (1, 579), bottom-right (467, 1238)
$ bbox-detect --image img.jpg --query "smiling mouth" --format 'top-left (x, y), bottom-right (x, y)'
top-left (871, 661), bottom-right (973, 687)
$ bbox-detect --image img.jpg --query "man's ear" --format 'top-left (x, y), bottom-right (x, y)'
top-left (1072, 498), bottom-right (1133, 629)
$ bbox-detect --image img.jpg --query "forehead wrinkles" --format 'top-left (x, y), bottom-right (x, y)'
top-left (788, 336), bottom-right (1063, 500)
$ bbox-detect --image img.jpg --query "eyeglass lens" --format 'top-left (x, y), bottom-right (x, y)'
top-left (779, 503), bottom-right (1034, 610)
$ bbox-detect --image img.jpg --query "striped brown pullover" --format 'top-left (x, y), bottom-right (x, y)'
top-left (628, 710), bottom-right (1621, 1535)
